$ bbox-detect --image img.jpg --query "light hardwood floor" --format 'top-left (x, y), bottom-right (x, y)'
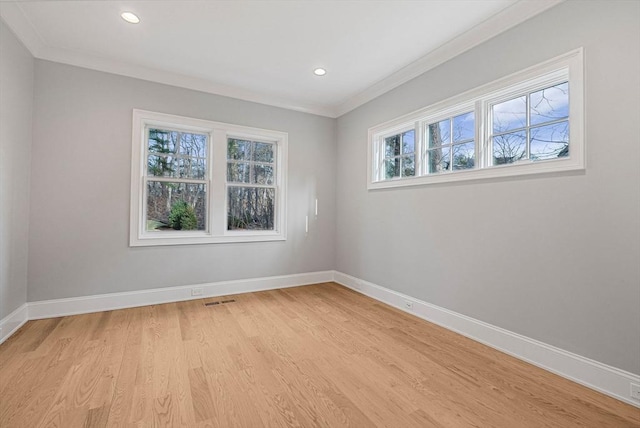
top-left (1, 282), bottom-right (638, 427)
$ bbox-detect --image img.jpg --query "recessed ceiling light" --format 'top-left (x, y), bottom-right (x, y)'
top-left (121, 12), bottom-right (140, 24)
top-left (313, 68), bottom-right (327, 76)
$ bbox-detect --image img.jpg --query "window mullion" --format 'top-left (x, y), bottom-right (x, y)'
top-left (449, 118), bottom-right (454, 170)
top-left (146, 177), bottom-right (207, 184)
top-left (227, 183), bottom-right (275, 190)
top-left (175, 131), bottom-right (181, 159)
top-left (415, 121), bottom-right (423, 176)
top-left (526, 94), bottom-right (531, 160)
top-left (375, 136), bottom-right (382, 181)
top-left (492, 126), bottom-right (529, 138)
top-left (478, 99), bottom-right (488, 169)
top-left (211, 130), bottom-right (227, 236)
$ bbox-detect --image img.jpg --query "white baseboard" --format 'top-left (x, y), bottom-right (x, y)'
top-left (0, 303), bottom-right (28, 345)
top-left (28, 270), bottom-right (334, 320)
top-left (3, 269), bottom-right (638, 408)
top-left (332, 271), bottom-right (640, 408)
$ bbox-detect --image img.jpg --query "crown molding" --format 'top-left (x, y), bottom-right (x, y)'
top-left (0, 2), bottom-right (45, 57)
top-left (38, 45), bottom-right (337, 117)
top-left (333, 0), bottom-right (565, 117)
top-left (0, 2), bottom-right (336, 117)
top-left (2, 0), bottom-right (564, 119)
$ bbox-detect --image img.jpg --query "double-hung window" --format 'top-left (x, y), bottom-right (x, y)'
top-left (145, 128), bottom-right (209, 232)
top-left (368, 49), bottom-right (583, 189)
top-left (226, 138), bottom-right (277, 231)
top-left (130, 110), bottom-right (287, 246)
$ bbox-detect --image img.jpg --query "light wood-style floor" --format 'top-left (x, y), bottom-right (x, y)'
top-left (1, 283), bottom-right (638, 427)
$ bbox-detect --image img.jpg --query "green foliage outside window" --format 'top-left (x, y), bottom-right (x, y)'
top-left (168, 201), bottom-right (198, 230)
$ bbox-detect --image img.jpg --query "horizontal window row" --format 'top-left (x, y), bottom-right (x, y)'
top-left (368, 49), bottom-right (583, 189)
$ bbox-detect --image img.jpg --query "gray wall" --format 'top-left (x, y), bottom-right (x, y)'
top-left (0, 20), bottom-right (33, 321)
top-left (28, 61), bottom-right (336, 302)
top-left (335, 0), bottom-right (640, 375)
top-left (9, 0), bottom-right (640, 376)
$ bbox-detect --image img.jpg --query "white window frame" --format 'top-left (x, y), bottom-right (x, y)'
top-left (368, 48), bottom-right (584, 190)
top-left (421, 103), bottom-right (476, 175)
top-left (130, 110), bottom-right (288, 246)
top-left (376, 123), bottom-right (418, 179)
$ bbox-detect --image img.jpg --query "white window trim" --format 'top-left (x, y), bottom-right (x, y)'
top-left (130, 110), bottom-right (288, 246)
top-left (368, 48), bottom-right (584, 190)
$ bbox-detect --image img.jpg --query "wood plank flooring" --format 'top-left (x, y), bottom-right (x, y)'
top-left (1, 282), bottom-right (638, 427)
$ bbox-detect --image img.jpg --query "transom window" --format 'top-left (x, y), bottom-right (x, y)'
top-left (368, 49), bottom-right (583, 189)
top-left (426, 112), bottom-right (475, 173)
top-left (130, 110), bottom-right (288, 246)
top-left (490, 82), bottom-right (569, 165)
top-left (383, 130), bottom-right (415, 179)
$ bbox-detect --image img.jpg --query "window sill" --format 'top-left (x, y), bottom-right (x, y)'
top-left (130, 231), bottom-right (286, 247)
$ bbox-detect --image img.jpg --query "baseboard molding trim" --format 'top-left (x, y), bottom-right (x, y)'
top-left (332, 271), bottom-right (640, 408)
top-left (4, 270), bottom-right (638, 407)
top-left (28, 271), bottom-right (334, 320)
top-left (0, 303), bottom-right (28, 345)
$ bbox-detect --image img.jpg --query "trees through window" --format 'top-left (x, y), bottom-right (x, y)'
top-left (368, 49), bottom-right (583, 189)
top-left (130, 110), bottom-right (287, 246)
top-left (146, 129), bottom-right (208, 232)
top-left (490, 82), bottom-right (569, 165)
top-left (227, 138), bottom-right (276, 231)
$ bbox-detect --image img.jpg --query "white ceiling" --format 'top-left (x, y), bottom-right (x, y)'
top-left (0, 0), bottom-right (562, 117)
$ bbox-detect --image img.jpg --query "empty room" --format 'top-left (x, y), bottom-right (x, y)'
top-left (1, 0), bottom-right (639, 426)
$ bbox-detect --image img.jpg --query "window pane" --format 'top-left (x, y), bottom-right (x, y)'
top-left (453, 112), bottom-right (474, 142)
top-left (402, 130), bottom-right (415, 154)
top-left (179, 132), bottom-right (207, 157)
top-left (148, 155), bottom-right (206, 179)
top-left (227, 187), bottom-right (275, 231)
top-left (427, 146), bottom-right (451, 173)
top-left (493, 96), bottom-right (527, 133)
top-left (492, 131), bottom-right (526, 165)
top-left (530, 82), bottom-right (569, 126)
top-left (530, 121), bottom-right (569, 160)
top-left (254, 164), bottom-right (274, 185)
top-left (402, 155), bottom-right (415, 177)
top-left (384, 157), bottom-right (400, 179)
top-left (253, 142), bottom-right (274, 163)
top-left (178, 157), bottom-right (206, 179)
top-left (452, 142), bottom-right (475, 170)
top-left (428, 119), bottom-right (450, 147)
top-left (146, 182), bottom-right (206, 231)
top-left (148, 154), bottom-right (177, 177)
top-left (228, 139), bottom-right (252, 160)
top-left (148, 129), bottom-right (178, 155)
top-left (385, 135), bottom-right (401, 157)
top-left (227, 162), bottom-right (251, 183)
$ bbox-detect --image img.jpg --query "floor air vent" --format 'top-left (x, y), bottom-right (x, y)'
top-left (204, 299), bottom-right (236, 306)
